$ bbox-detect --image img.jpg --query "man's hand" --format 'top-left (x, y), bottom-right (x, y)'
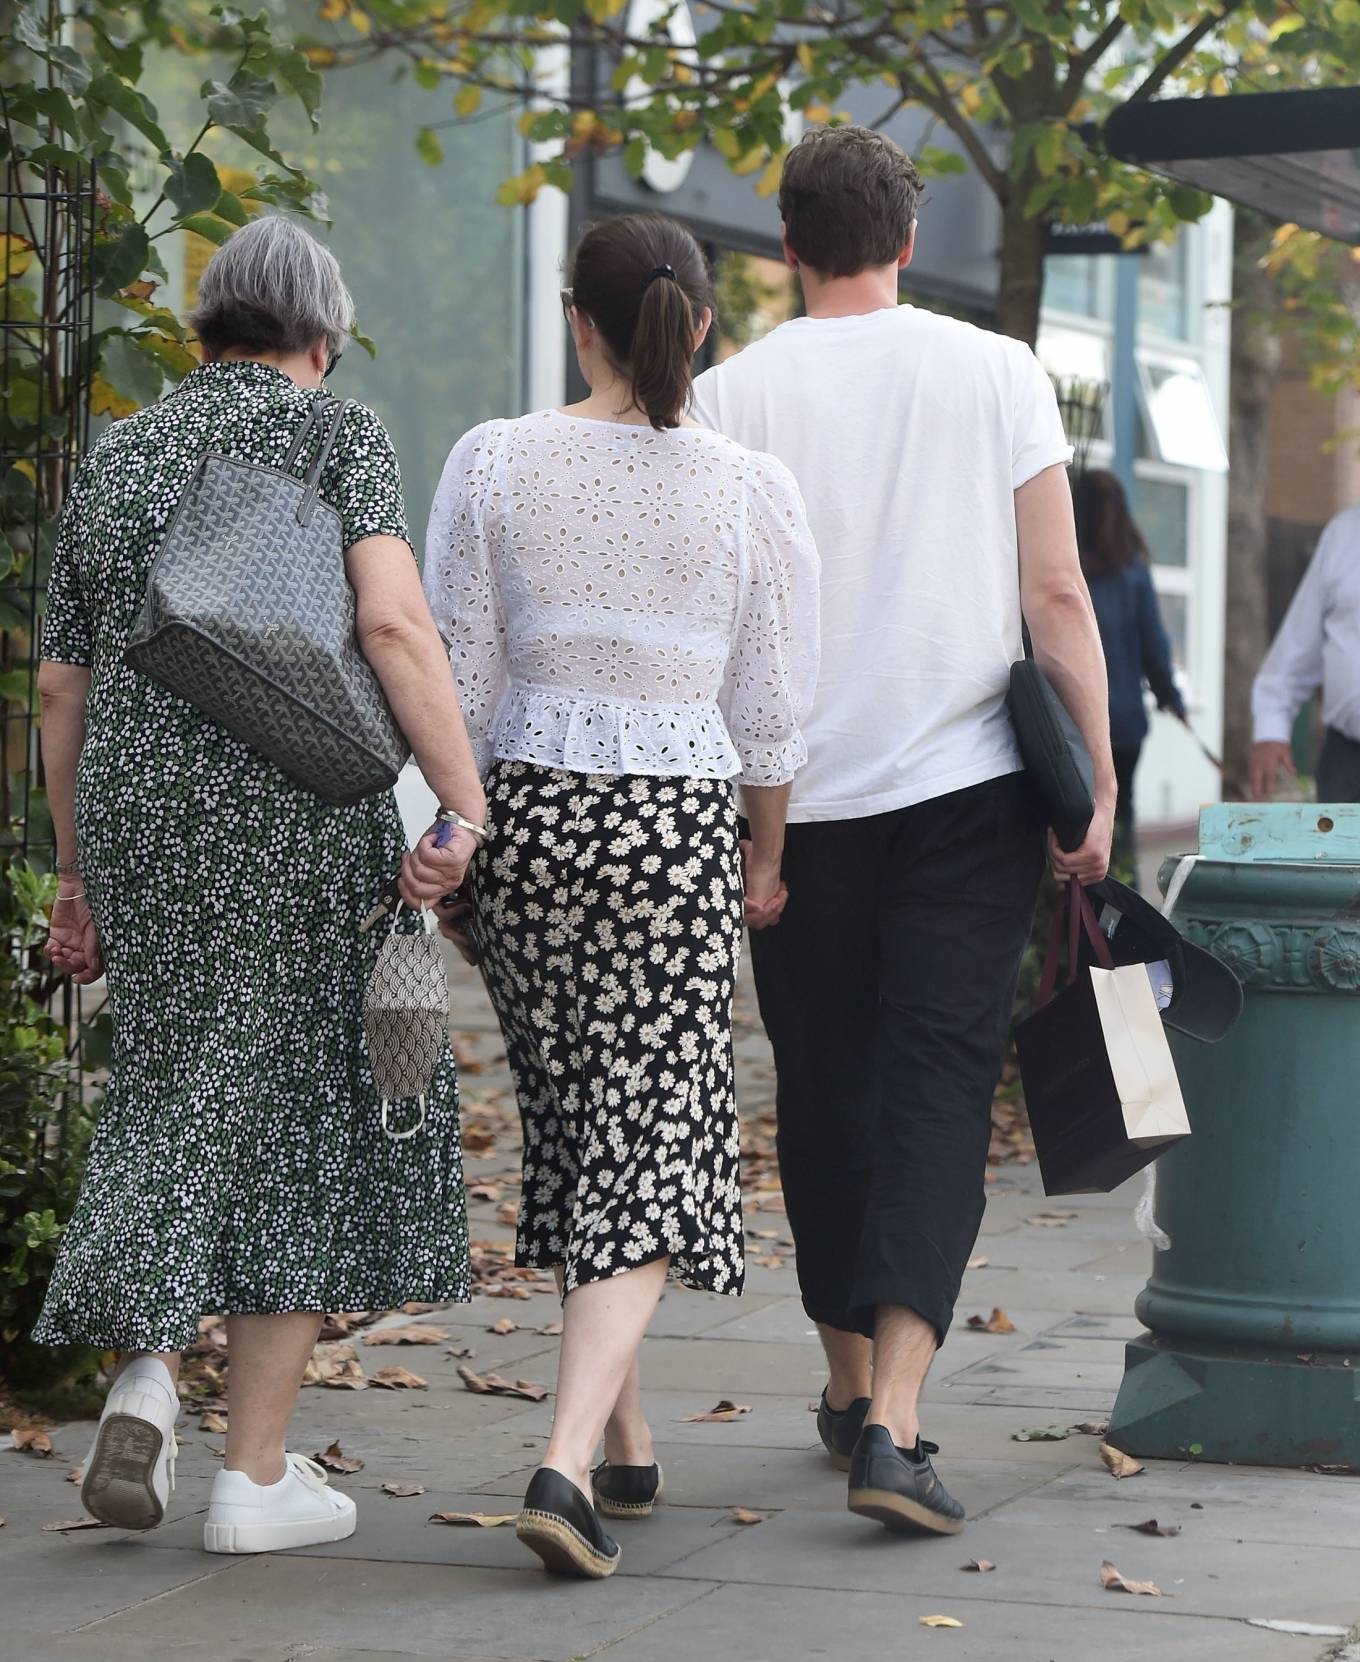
top-left (742, 841), bottom-right (788, 931)
top-left (399, 825), bottom-right (477, 909)
top-left (45, 889), bottom-right (104, 984)
top-left (1248, 740), bottom-right (1296, 802)
top-left (1047, 801), bottom-right (1115, 887)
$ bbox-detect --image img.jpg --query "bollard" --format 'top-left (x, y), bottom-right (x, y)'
top-left (1107, 803), bottom-right (1360, 1470)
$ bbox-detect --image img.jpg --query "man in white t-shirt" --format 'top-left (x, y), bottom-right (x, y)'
top-left (693, 126), bottom-right (1115, 1537)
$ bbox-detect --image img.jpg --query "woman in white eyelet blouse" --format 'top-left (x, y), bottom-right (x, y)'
top-left (423, 213), bottom-right (819, 1578)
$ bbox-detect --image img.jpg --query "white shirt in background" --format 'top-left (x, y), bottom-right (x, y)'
top-left (1252, 505), bottom-right (1360, 746)
top-left (423, 410), bottom-right (821, 786)
top-left (692, 305), bottom-right (1073, 823)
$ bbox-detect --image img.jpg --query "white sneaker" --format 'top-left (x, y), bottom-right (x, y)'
top-left (81, 1356), bottom-right (179, 1531)
top-left (203, 1452), bottom-right (358, 1554)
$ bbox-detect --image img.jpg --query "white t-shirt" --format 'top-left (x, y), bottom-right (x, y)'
top-left (692, 305), bottom-right (1072, 823)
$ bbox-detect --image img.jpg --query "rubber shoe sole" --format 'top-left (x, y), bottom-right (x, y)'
top-left (591, 1467), bottom-right (665, 1519)
top-left (517, 1509), bottom-right (621, 1578)
top-left (847, 1485), bottom-right (965, 1536)
top-left (81, 1414), bottom-right (167, 1532)
top-left (203, 1499), bottom-right (357, 1555)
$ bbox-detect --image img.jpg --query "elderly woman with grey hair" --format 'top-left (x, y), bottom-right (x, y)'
top-left (34, 216), bottom-right (485, 1555)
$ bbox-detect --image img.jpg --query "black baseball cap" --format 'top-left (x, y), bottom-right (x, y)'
top-left (1081, 876), bottom-right (1244, 1044)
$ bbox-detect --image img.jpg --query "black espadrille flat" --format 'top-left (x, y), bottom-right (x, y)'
top-left (517, 1468), bottom-right (622, 1579)
top-left (591, 1459), bottom-right (664, 1519)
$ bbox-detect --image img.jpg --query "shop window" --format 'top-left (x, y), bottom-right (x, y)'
top-left (1138, 234), bottom-right (1191, 341)
top-left (1042, 255), bottom-right (1113, 322)
top-left (1136, 358), bottom-right (1227, 472)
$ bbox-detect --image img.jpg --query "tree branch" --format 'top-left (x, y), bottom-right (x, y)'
top-left (902, 54), bottom-right (1005, 197)
top-left (1128, 0), bottom-right (1247, 106)
top-left (1061, 11), bottom-right (1127, 108)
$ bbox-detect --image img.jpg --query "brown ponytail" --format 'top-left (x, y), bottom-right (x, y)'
top-left (566, 214), bottom-right (713, 430)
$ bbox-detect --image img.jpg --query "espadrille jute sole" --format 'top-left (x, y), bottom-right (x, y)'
top-left (847, 1486), bottom-right (964, 1535)
top-left (516, 1509), bottom-right (621, 1578)
top-left (591, 1466), bottom-right (665, 1519)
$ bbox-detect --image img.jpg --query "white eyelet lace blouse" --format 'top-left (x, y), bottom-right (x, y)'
top-left (423, 410), bottom-right (821, 786)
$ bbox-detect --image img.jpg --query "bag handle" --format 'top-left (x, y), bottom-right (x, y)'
top-left (297, 397), bottom-right (354, 528)
top-left (281, 399), bottom-right (330, 476)
top-left (1037, 882), bottom-right (1115, 1006)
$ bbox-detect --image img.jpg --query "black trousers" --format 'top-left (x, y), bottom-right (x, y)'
top-left (748, 773), bottom-right (1044, 1344)
top-left (1317, 728), bottom-right (1360, 803)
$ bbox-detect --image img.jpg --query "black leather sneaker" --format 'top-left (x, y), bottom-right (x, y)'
top-left (591, 1459), bottom-right (664, 1519)
top-left (816, 1388), bottom-right (871, 1472)
top-left (846, 1425), bottom-right (966, 1535)
top-left (516, 1468), bottom-right (622, 1578)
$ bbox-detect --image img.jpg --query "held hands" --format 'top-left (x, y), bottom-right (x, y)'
top-left (1047, 799), bottom-right (1114, 887)
top-left (742, 840), bottom-right (788, 931)
top-left (399, 824), bottom-right (478, 910)
top-left (45, 885), bottom-right (104, 984)
top-left (1248, 740), bottom-right (1296, 802)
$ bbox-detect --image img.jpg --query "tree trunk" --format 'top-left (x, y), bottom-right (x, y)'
top-left (995, 192), bottom-right (1046, 346)
top-left (1222, 212), bottom-right (1282, 796)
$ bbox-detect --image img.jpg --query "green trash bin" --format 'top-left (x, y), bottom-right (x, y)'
top-left (1107, 803), bottom-right (1360, 1470)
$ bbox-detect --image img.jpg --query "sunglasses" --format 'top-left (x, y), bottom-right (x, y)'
top-left (325, 348), bottom-right (344, 379)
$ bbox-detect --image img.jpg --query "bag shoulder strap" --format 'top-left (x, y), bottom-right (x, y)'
top-left (291, 397), bottom-right (355, 528)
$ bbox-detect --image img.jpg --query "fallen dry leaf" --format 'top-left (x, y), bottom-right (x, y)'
top-left (467, 1181), bottom-right (501, 1203)
top-left (314, 1441), bottom-right (364, 1475)
top-left (302, 1341), bottom-right (368, 1390)
top-left (962, 1559), bottom-right (995, 1572)
top-left (538, 1321), bottom-right (564, 1336)
top-left (731, 1507), bottom-right (766, 1525)
top-left (680, 1399), bottom-right (753, 1423)
top-left (1100, 1560), bottom-right (1164, 1596)
top-left (1026, 1210), bottom-right (1079, 1227)
top-left (199, 1412), bottom-right (228, 1434)
top-left (1071, 1420), bottom-right (1109, 1437)
top-left (965, 1255), bottom-right (989, 1270)
top-left (1099, 1443), bottom-right (1145, 1480)
top-left (920, 1615), bottom-right (964, 1628)
top-left (66, 1466), bottom-right (83, 1485)
top-left (490, 1317), bottom-right (518, 1335)
top-left (10, 1428), bottom-right (54, 1457)
top-left (428, 1510), bottom-right (518, 1528)
top-left (447, 1344), bottom-right (476, 1360)
top-left (382, 1482), bottom-right (425, 1498)
top-left (42, 1517), bottom-right (105, 1532)
top-left (457, 1365), bottom-right (548, 1402)
top-left (1012, 1426), bottom-right (1069, 1442)
top-left (1120, 1518), bottom-right (1181, 1537)
top-left (0, 1517), bottom-right (5, 1528)
top-left (371, 1365), bottom-right (428, 1391)
top-left (966, 1307), bottom-right (1016, 1335)
top-left (363, 1325), bottom-right (447, 1347)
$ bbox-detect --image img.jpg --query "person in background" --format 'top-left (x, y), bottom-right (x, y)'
top-left (1073, 468), bottom-right (1187, 863)
top-left (1250, 504), bottom-right (1360, 802)
top-left (37, 216), bottom-right (482, 1557)
top-left (692, 126), bottom-right (1113, 1539)
top-left (425, 212), bottom-right (819, 1580)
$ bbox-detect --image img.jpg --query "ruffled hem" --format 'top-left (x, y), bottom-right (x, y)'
top-left (489, 687), bottom-right (744, 780)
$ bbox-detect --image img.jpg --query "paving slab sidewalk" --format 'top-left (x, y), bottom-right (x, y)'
top-left (4, 956), bottom-right (1358, 1662)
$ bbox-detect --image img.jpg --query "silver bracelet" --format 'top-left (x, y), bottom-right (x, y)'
top-left (435, 808), bottom-right (491, 848)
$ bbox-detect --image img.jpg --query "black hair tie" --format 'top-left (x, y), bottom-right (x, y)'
top-left (644, 263), bottom-right (677, 288)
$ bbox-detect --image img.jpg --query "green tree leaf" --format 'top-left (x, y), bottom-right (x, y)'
top-left (88, 72), bottom-right (170, 152)
top-left (93, 222), bottom-right (151, 295)
top-left (416, 126), bottom-right (444, 165)
top-left (164, 152), bottom-right (223, 219)
top-left (98, 334), bottom-right (166, 409)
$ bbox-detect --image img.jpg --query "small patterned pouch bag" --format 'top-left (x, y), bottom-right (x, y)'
top-left (362, 905), bottom-right (449, 1140)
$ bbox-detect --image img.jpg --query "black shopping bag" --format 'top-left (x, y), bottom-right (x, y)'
top-left (1015, 885), bottom-right (1191, 1196)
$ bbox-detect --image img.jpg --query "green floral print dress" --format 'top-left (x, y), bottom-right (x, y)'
top-left (33, 360), bottom-right (469, 1353)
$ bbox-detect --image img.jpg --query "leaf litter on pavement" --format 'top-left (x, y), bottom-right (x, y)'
top-left (681, 1400), bottom-right (753, 1423)
top-left (1100, 1561), bottom-right (1165, 1596)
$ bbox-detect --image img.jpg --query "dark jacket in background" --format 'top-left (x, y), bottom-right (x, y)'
top-left (1087, 560), bottom-right (1186, 751)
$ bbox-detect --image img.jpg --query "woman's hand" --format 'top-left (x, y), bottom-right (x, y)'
top-left (434, 892), bottom-right (481, 966)
top-left (45, 884), bottom-right (104, 984)
top-left (742, 840), bottom-right (788, 931)
top-left (399, 825), bottom-right (477, 909)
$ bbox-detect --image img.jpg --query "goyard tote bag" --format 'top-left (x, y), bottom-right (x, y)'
top-left (125, 396), bottom-right (410, 806)
top-left (1015, 884), bottom-right (1191, 1196)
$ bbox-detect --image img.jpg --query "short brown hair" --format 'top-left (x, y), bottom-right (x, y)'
top-left (778, 127), bottom-right (923, 278)
top-left (567, 214), bottom-right (713, 431)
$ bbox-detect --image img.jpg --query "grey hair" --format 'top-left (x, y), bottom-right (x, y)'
top-left (189, 216), bottom-right (355, 360)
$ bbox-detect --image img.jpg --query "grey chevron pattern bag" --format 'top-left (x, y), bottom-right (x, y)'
top-left (125, 396), bottom-right (410, 806)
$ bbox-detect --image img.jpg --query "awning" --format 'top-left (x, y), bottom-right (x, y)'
top-left (1105, 87), bottom-right (1360, 245)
